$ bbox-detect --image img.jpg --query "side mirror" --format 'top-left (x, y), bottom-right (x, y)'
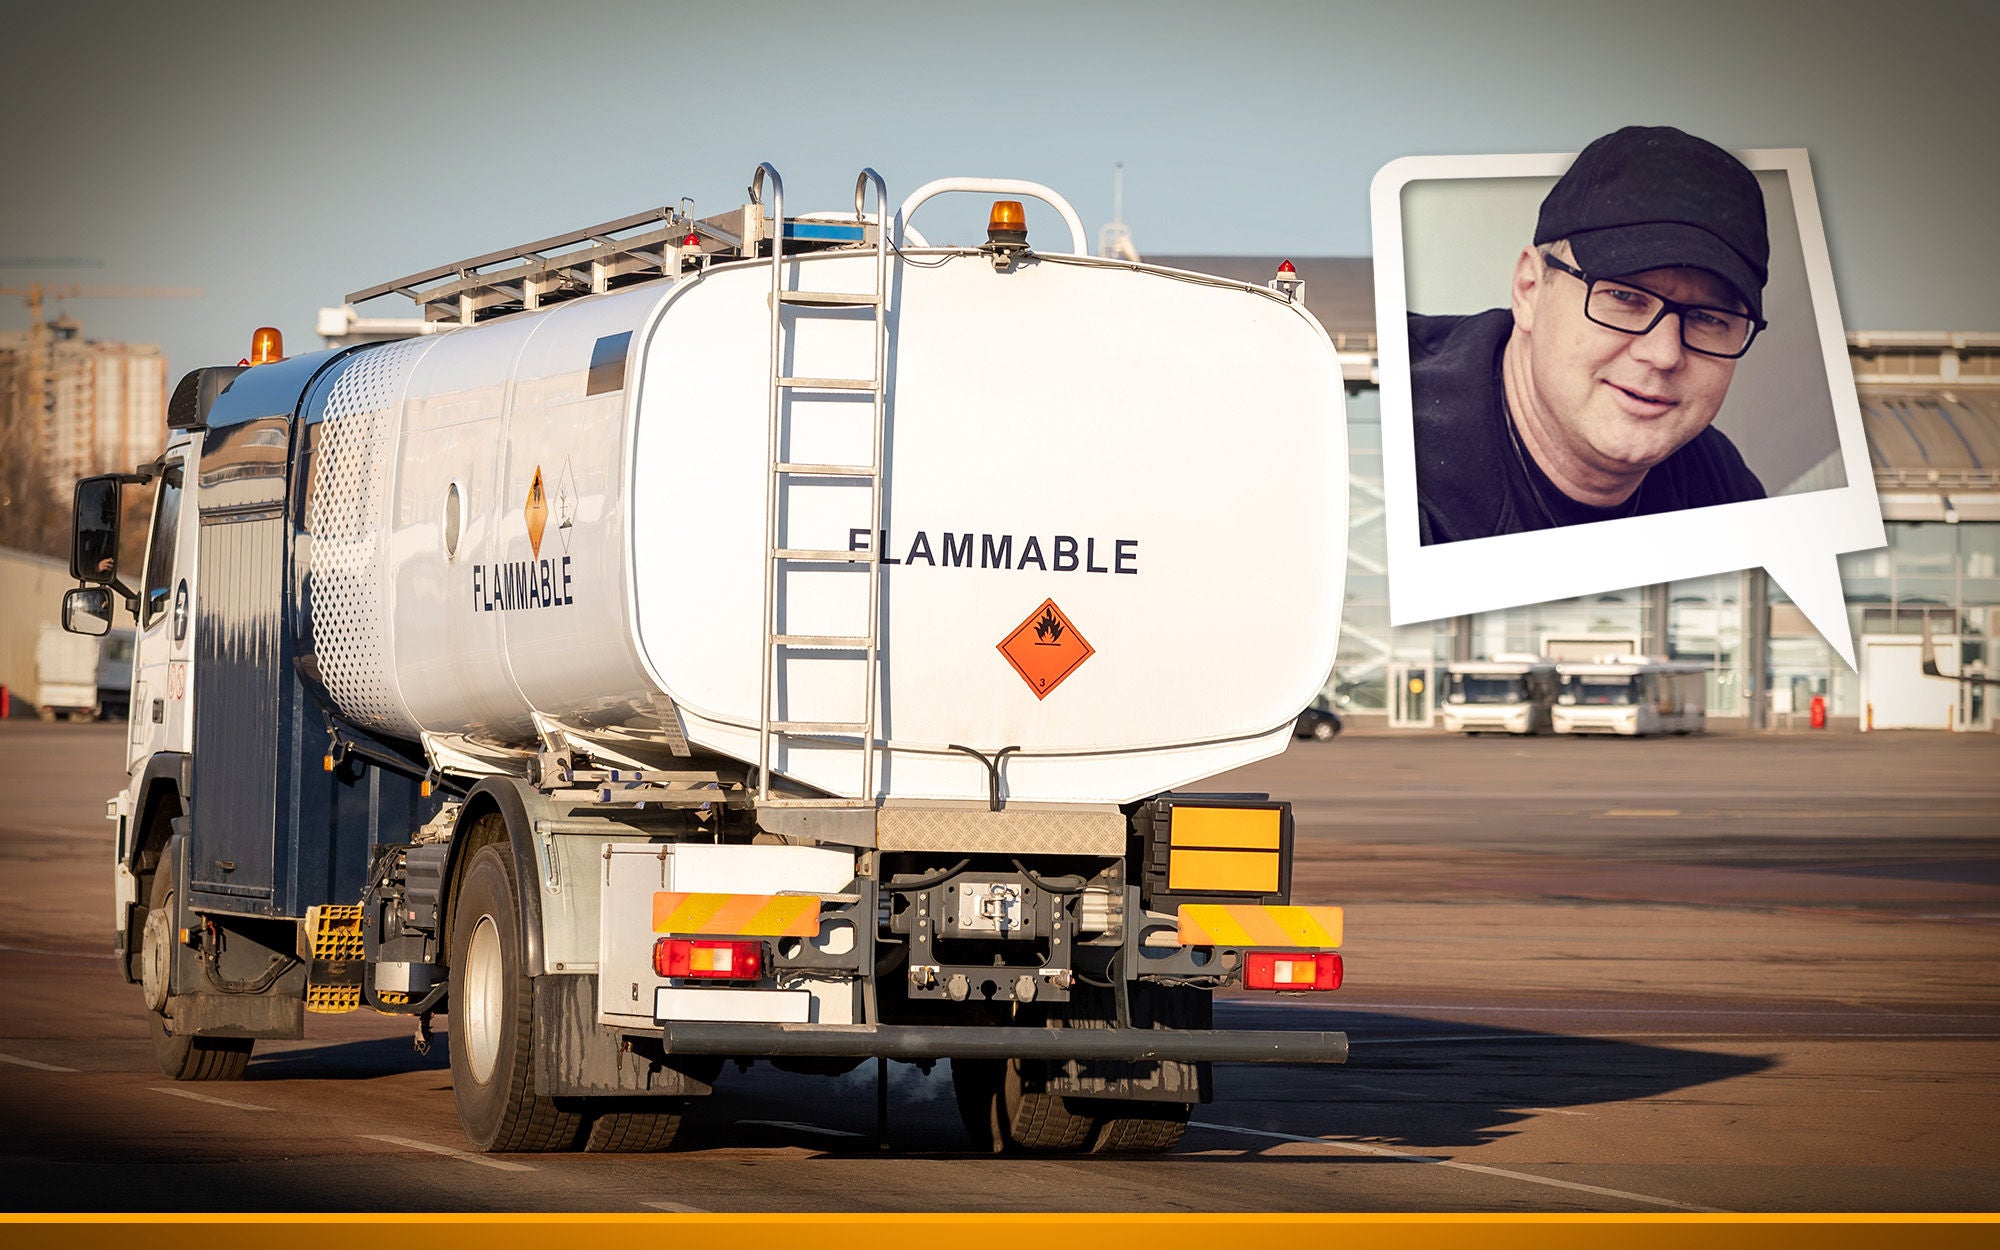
top-left (63, 586), bottom-right (113, 637)
top-left (70, 476), bottom-right (122, 585)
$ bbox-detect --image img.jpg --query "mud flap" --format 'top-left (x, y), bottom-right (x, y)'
top-left (532, 973), bottom-right (718, 1098)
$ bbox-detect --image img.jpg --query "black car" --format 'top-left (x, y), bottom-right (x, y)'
top-left (1294, 696), bottom-right (1343, 741)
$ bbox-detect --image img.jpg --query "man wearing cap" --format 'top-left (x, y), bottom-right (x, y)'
top-left (1411, 125), bottom-right (1770, 545)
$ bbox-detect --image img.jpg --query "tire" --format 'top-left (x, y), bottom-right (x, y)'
top-left (1091, 1108), bottom-right (1190, 1154)
top-left (583, 1103), bottom-right (687, 1152)
top-left (951, 1058), bottom-right (1005, 1152)
top-left (145, 837), bottom-right (252, 1081)
top-left (950, 1056), bottom-right (1097, 1154)
top-left (448, 840), bottom-right (585, 1152)
top-left (1086, 983), bottom-right (1206, 1155)
top-left (1310, 719), bottom-right (1337, 742)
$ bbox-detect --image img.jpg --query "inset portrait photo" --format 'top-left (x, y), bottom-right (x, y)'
top-left (1372, 130), bottom-right (1884, 662)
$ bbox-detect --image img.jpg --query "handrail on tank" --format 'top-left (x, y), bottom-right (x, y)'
top-left (892, 177), bottom-right (1089, 256)
top-left (749, 162), bottom-right (783, 222)
top-left (855, 167), bottom-right (887, 223)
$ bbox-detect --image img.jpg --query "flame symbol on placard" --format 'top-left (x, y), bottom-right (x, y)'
top-left (1034, 606), bottom-right (1064, 644)
top-left (524, 467), bottom-right (548, 559)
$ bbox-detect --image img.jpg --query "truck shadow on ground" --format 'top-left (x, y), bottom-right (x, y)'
top-left (652, 1005), bottom-right (1775, 1157)
top-left (245, 1033), bottom-right (451, 1080)
top-left (24, 1006), bottom-right (1810, 1210)
top-left (0, 1010), bottom-right (1774, 1211)
top-left (1179, 1005), bottom-right (1775, 1154)
top-left (237, 1004), bottom-right (1772, 1156)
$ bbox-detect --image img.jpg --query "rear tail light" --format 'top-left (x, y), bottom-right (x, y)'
top-left (1244, 950), bottom-right (1341, 991)
top-left (653, 938), bottom-right (764, 981)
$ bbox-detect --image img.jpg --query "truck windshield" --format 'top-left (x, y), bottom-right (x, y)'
top-left (1566, 675), bottom-right (1639, 705)
top-left (1452, 675), bottom-right (1526, 704)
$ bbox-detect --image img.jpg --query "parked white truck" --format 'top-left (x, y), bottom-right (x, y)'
top-left (35, 624), bottom-right (101, 721)
top-left (61, 166), bottom-right (1350, 1155)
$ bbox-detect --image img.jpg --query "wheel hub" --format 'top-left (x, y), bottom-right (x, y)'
top-left (463, 914), bottom-right (504, 1084)
top-left (141, 904), bottom-right (174, 1013)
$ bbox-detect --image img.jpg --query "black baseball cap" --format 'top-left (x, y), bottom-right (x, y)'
top-left (1535, 125), bottom-right (1769, 320)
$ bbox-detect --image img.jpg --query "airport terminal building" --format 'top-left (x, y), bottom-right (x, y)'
top-left (1158, 257), bottom-right (1998, 733)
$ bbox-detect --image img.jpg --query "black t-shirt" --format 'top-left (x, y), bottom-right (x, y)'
top-left (1409, 309), bottom-right (1766, 546)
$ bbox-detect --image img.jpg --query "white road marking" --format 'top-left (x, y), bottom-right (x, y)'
top-left (736, 1119), bottom-right (868, 1139)
top-left (362, 1134), bottom-right (536, 1172)
top-left (1233, 999), bottom-right (2000, 1020)
top-left (1346, 1031), bottom-right (2000, 1045)
top-left (0, 1052), bottom-right (76, 1072)
top-left (0, 943), bottom-right (117, 960)
top-left (644, 1200), bottom-right (712, 1213)
top-left (1521, 1106), bottom-right (1593, 1117)
top-left (150, 1086), bottom-right (271, 1111)
top-left (1191, 1120), bottom-right (1725, 1213)
top-left (1341, 1082), bottom-right (1423, 1099)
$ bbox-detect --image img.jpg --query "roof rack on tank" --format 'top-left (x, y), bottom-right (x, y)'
top-left (346, 183), bottom-right (880, 329)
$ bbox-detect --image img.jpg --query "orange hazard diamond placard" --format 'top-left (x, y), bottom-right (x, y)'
top-left (998, 598), bottom-right (1094, 700)
top-left (524, 466), bottom-right (549, 558)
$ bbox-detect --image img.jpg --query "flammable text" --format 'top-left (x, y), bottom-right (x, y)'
top-left (474, 556), bottom-right (574, 612)
top-left (848, 529), bottom-right (1137, 574)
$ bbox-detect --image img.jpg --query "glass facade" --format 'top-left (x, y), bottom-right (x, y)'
top-left (1328, 388), bottom-right (1447, 713)
top-left (1325, 386), bottom-right (1997, 728)
top-left (1770, 523), bottom-right (2000, 720)
top-left (1666, 573), bottom-right (1743, 716)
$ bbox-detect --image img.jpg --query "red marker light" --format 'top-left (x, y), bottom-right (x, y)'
top-left (681, 231), bottom-right (700, 248)
top-left (1244, 950), bottom-right (1342, 991)
top-left (1277, 260), bottom-right (1296, 275)
top-left (654, 938), bottom-right (764, 981)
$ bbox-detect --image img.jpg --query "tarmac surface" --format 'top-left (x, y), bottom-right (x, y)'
top-left (1, 721), bottom-right (1995, 1212)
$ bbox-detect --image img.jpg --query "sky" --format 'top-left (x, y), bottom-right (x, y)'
top-left (3, 0), bottom-right (1996, 381)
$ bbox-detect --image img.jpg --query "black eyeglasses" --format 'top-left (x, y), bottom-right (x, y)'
top-left (1543, 254), bottom-right (1766, 359)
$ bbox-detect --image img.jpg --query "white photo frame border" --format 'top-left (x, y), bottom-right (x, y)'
top-left (1369, 147), bottom-right (1884, 666)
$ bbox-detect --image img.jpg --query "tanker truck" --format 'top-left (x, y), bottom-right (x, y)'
top-left (59, 165), bottom-right (1350, 1156)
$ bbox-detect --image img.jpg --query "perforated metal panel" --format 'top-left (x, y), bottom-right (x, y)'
top-left (306, 340), bottom-right (426, 737)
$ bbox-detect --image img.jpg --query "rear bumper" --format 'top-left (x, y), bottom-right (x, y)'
top-left (659, 1021), bottom-right (1347, 1064)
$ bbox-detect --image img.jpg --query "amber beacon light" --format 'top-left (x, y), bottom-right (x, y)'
top-left (986, 199), bottom-right (1028, 248)
top-left (249, 326), bottom-right (285, 365)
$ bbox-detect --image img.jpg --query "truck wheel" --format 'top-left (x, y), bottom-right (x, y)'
top-left (583, 1103), bottom-right (686, 1152)
top-left (1091, 1109), bottom-right (1189, 1154)
top-left (951, 1058), bottom-right (1005, 1152)
top-left (448, 842), bottom-right (584, 1152)
top-left (1086, 983), bottom-right (1206, 1155)
top-left (144, 838), bottom-right (252, 1081)
top-left (950, 1057), bottom-right (1096, 1153)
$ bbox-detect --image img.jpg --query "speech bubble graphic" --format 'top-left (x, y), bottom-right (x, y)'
top-left (1371, 147), bottom-right (1883, 667)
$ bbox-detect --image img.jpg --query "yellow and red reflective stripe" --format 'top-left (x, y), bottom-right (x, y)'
top-left (1176, 903), bottom-right (1342, 949)
top-left (652, 891), bottom-right (821, 938)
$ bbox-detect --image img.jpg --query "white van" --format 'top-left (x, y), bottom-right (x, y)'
top-left (1441, 655), bottom-right (1557, 735)
top-left (1554, 657), bottom-right (1708, 735)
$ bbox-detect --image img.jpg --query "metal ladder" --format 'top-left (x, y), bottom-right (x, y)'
top-left (751, 164), bottom-right (891, 806)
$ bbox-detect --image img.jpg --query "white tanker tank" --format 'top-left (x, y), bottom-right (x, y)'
top-left (303, 180), bottom-right (1347, 805)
